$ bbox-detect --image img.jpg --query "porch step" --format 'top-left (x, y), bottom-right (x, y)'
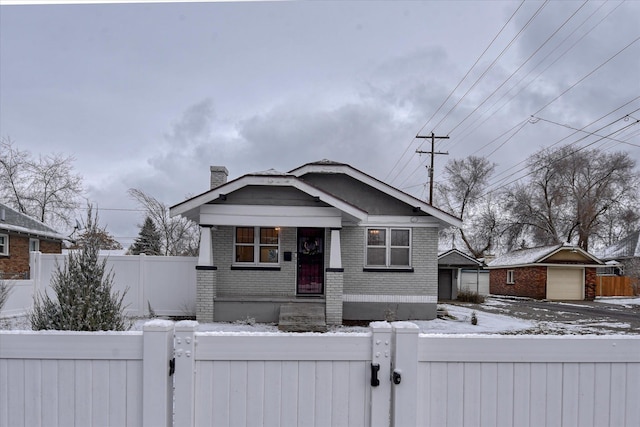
top-left (278, 303), bottom-right (327, 333)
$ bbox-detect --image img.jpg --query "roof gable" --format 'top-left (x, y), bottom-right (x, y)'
top-left (438, 249), bottom-right (482, 267)
top-left (488, 244), bottom-right (603, 268)
top-left (0, 202), bottom-right (66, 241)
top-left (289, 160), bottom-right (462, 228)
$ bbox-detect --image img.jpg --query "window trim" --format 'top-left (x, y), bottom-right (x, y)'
top-left (365, 227), bottom-right (412, 269)
top-left (506, 269), bottom-right (515, 284)
top-left (233, 226), bottom-right (280, 267)
top-left (0, 233), bottom-right (8, 256)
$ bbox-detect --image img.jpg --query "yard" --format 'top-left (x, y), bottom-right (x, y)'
top-left (3, 296), bottom-right (638, 334)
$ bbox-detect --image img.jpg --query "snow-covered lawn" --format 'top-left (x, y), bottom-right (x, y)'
top-left (3, 296), bottom-right (638, 334)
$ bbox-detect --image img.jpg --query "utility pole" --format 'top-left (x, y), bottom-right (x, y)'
top-left (416, 132), bottom-right (449, 205)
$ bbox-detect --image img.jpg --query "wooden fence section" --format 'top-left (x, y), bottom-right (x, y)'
top-left (597, 276), bottom-right (636, 296)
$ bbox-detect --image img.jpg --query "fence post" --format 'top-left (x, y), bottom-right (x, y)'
top-left (370, 321), bottom-right (392, 427)
top-left (174, 320), bottom-right (198, 427)
top-left (143, 320), bottom-right (174, 427)
top-left (391, 322), bottom-right (419, 427)
top-left (139, 254), bottom-right (146, 316)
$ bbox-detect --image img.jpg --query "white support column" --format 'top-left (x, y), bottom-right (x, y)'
top-left (197, 226), bottom-right (213, 266)
top-left (142, 320), bottom-right (175, 427)
top-left (391, 322), bottom-right (419, 427)
top-left (174, 320), bottom-right (198, 427)
top-left (370, 321), bottom-right (392, 427)
top-left (329, 228), bottom-right (342, 269)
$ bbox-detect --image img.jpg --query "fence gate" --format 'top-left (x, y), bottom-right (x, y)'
top-left (171, 321), bottom-right (422, 427)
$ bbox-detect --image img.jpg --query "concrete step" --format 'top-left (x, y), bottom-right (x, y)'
top-left (278, 303), bottom-right (327, 333)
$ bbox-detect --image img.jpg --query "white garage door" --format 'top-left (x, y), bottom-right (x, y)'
top-left (547, 268), bottom-right (584, 300)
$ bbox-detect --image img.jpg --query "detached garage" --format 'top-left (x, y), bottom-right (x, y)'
top-left (487, 244), bottom-right (603, 301)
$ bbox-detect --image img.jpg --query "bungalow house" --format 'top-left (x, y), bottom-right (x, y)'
top-left (487, 244), bottom-right (603, 301)
top-left (170, 160), bottom-right (462, 325)
top-left (437, 248), bottom-right (484, 300)
top-left (0, 202), bottom-right (65, 279)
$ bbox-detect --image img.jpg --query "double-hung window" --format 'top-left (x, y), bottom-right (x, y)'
top-left (506, 270), bottom-right (515, 284)
top-left (234, 227), bottom-right (280, 265)
top-left (0, 234), bottom-right (8, 256)
top-left (366, 228), bottom-right (411, 268)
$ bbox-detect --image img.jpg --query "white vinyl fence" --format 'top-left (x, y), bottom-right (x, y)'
top-left (0, 252), bottom-right (197, 318)
top-left (2, 322), bottom-right (640, 427)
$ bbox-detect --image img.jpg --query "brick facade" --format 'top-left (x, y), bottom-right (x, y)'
top-left (490, 266), bottom-right (547, 299)
top-left (0, 233), bottom-right (62, 278)
top-left (491, 266), bottom-right (598, 301)
top-left (585, 267), bottom-right (596, 301)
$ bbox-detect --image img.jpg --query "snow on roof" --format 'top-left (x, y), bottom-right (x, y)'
top-left (488, 245), bottom-right (562, 267)
top-left (596, 230), bottom-right (640, 260)
top-left (0, 203), bottom-right (67, 241)
top-left (249, 168), bottom-right (291, 176)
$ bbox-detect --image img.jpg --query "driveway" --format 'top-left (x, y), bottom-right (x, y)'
top-left (450, 296), bottom-right (640, 335)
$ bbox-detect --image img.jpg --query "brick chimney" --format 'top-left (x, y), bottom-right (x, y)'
top-left (210, 166), bottom-right (229, 189)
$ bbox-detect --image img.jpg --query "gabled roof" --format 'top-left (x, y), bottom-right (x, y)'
top-left (0, 202), bottom-right (67, 241)
top-left (487, 244), bottom-right (603, 268)
top-left (597, 230), bottom-right (640, 260)
top-left (289, 160), bottom-right (462, 228)
top-left (438, 248), bottom-right (482, 267)
top-left (170, 168), bottom-right (368, 223)
top-left (170, 160), bottom-right (463, 228)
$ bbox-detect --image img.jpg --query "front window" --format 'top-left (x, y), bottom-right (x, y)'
top-left (235, 227), bottom-right (280, 265)
top-left (507, 270), bottom-right (515, 284)
top-left (366, 228), bottom-right (411, 267)
top-left (0, 234), bottom-right (8, 256)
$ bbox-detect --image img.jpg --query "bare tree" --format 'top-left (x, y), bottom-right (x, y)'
top-left (503, 145), bottom-right (639, 252)
top-left (0, 137), bottom-right (83, 230)
top-left (128, 188), bottom-right (199, 256)
top-left (435, 156), bottom-right (498, 257)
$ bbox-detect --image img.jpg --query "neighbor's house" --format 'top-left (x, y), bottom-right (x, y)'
top-left (595, 230), bottom-right (640, 296)
top-left (170, 160), bottom-right (462, 325)
top-left (437, 248), bottom-right (486, 300)
top-left (0, 202), bottom-right (65, 279)
top-left (487, 244), bottom-right (603, 301)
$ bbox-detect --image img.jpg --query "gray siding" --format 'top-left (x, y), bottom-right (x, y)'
top-left (341, 226), bottom-right (438, 296)
top-left (299, 173), bottom-right (426, 216)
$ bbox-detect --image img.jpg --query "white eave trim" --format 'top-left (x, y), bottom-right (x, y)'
top-left (363, 215), bottom-right (441, 227)
top-left (200, 205), bottom-right (344, 228)
top-left (290, 163), bottom-right (462, 228)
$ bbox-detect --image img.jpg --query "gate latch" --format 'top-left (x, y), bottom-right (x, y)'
top-left (392, 370), bottom-right (401, 385)
top-left (370, 363), bottom-right (380, 387)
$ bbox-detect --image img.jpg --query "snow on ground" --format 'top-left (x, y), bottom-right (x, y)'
top-left (595, 296), bottom-right (640, 307)
top-left (2, 297), bottom-right (638, 334)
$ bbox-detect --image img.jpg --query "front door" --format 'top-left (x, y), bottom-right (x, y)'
top-left (297, 228), bottom-right (324, 295)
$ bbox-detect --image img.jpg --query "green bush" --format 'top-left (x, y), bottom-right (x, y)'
top-left (457, 289), bottom-right (485, 304)
top-left (30, 207), bottom-right (128, 331)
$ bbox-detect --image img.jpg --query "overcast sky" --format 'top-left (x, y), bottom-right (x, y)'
top-left (1, 0), bottom-right (639, 247)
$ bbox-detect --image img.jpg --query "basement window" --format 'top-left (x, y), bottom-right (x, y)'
top-left (506, 269), bottom-right (515, 284)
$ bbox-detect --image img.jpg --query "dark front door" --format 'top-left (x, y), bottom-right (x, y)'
top-left (297, 228), bottom-right (324, 295)
top-left (438, 269), bottom-right (453, 300)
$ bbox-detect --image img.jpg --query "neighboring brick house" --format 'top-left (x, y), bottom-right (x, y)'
top-left (487, 244), bottom-right (603, 301)
top-left (170, 160), bottom-right (462, 325)
top-left (0, 202), bottom-right (65, 279)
